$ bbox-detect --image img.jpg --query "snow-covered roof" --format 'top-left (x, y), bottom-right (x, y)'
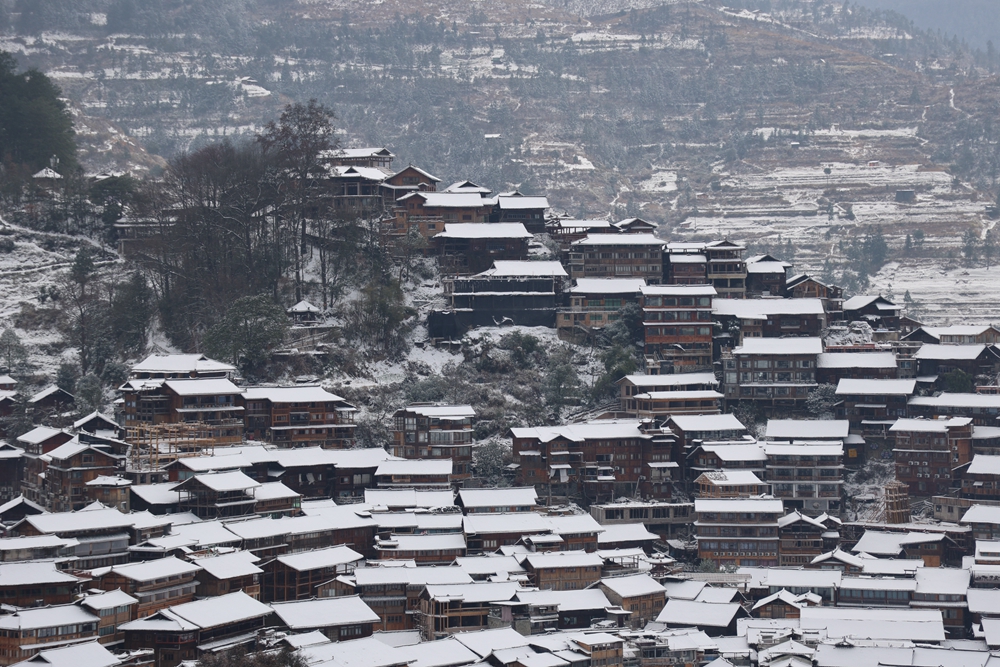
top-left (734, 337), bottom-right (823, 355)
top-left (835, 378), bottom-right (916, 395)
top-left (497, 195), bottom-right (549, 210)
top-left (0, 604), bottom-right (97, 631)
top-left (839, 577), bottom-right (917, 592)
top-left (391, 164), bottom-right (440, 182)
top-left (889, 417), bottom-right (972, 433)
top-left (597, 523), bottom-right (658, 544)
top-left (641, 284), bottom-right (717, 297)
top-left (476, 261), bottom-right (567, 278)
top-left (92, 555), bottom-right (201, 582)
top-left (0, 561), bottom-right (82, 586)
top-left (696, 470), bottom-right (765, 486)
top-left (124, 590), bottom-right (271, 631)
top-left (914, 567), bottom-right (969, 596)
top-left (696, 444), bottom-right (767, 461)
top-left (78, 589), bottom-right (137, 611)
top-left (18, 506), bottom-right (134, 534)
top-left (714, 299), bottom-right (824, 318)
top-left (12, 640), bottom-right (120, 667)
top-left (288, 300), bottom-right (321, 314)
top-left (177, 470), bottom-right (260, 492)
top-left (817, 352), bottom-right (897, 369)
top-left (142, 520), bottom-right (240, 550)
top-left (254, 481), bottom-right (300, 501)
top-left (376, 459), bottom-right (453, 476)
top-left (740, 567), bottom-right (841, 590)
top-left (32, 168), bottom-right (63, 179)
top-left (746, 261), bottom-right (792, 274)
top-left (570, 278), bottom-right (646, 294)
top-left (960, 504), bottom-right (1000, 525)
top-left (72, 412), bottom-right (119, 431)
top-left (695, 497), bottom-right (783, 514)
top-left (599, 573), bottom-right (664, 598)
top-left (661, 579), bottom-right (707, 600)
top-left (763, 443), bottom-right (843, 457)
top-left (454, 555), bottom-right (527, 576)
top-left (510, 420), bottom-right (647, 443)
top-left (188, 550), bottom-right (262, 579)
top-left (914, 344), bottom-right (991, 360)
top-left (966, 455), bottom-right (1000, 476)
top-left (967, 588), bottom-right (1000, 615)
top-left (765, 419), bottom-right (849, 440)
top-left (400, 404), bottom-right (476, 419)
top-left (378, 534), bottom-right (467, 552)
top-left (325, 147), bottom-right (395, 160)
top-left (163, 378), bottom-right (244, 396)
top-left (852, 530), bottom-right (945, 555)
top-left (0, 534), bottom-right (76, 552)
top-left (514, 589), bottom-right (610, 611)
top-left (458, 487), bottom-right (537, 509)
top-left (451, 627), bottom-right (530, 658)
top-left (620, 372), bottom-right (718, 388)
top-left (371, 512), bottom-right (463, 532)
top-left (435, 223), bottom-right (531, 240)
top-left (444, 180), bottom-right (491, 194)
top-left (403, 637), bottom-right (480, 667)
top-left (656, 599), bottom-right (742, 627)
top-left (668, 253), bottom-right (707, 264)
top-left (424, 581), bottom-right (522, 604)
top-left (668, 414), bottom-right (747, 432)
top-left (129, 481), bottom-right (185, 505)
top-left (553, 219), bottom-right (612, 229)
top-left (460, 512), bottom-right (547, 536)
top-left (571, 233), bottom-right (664, 247)
top-left (16, 426), bottom-right (65, 446)
top-left (522, 551), bottom-right (604, 570)
top-left (364, 488), bottom-right (455, 508)
top-left (400, 192), bottom-right (487, 208)
top-left (909, 392), bottom-right (1000, 409)
top-left (843, 295), bottom-right (901, 312)
top-left (131, 353), bottom-right (235, 375)
top-left (297, 635), bottom-right (410, 667)
top-left (276, 545), bottom-right (363, 571)
top-left (270, 596), bottom-right (380, 629)
top-left (798, 606), bottom-right (944, 642)
top-left (354, 566), bottom-right (473, 587)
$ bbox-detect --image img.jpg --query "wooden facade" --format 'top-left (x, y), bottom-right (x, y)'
top-left (641, 284), bottom-right (716, 375)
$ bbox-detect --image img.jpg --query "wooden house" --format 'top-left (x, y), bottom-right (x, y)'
top-left (567, 234), bottom-right (665, 283)
top-left (12, 506), bottom-right (135, 569)
top-left (175, 471), bottom-right (260, 519)
top-left (913, 344), bottom-right (1000, 381)
top-left (835, 378), bottom-right (916, 429)
top-left (419, 581), bottom-right (522, 639)
top-left (816, 351), bottom-right (898, 385)
top-left (614, 217), bottom-right (658, 235)
top-left (188, 549), bottom-right (263, 599)
top-left (84, 476), bottom-right (132, 513)
top-left (263, 544), bottom-right (363, 602)
top-left (28, 385), bottom-right (75, 416)
top-left (374, 459), bottom-right (453, 489)
top-left (0, 561), bottom-right (84, 607)
top-left (390, 405), bottom-right (475, 479)
top-left (891, 417), bottom-right (973, 497)
top-left (374, 533), bottom-right (467, 565)
top-left (546, 219), bottom-right (615, 248)
top-left (722, 337), bottom-right (822, 411)
top-left (382, 165), bottom-right (441, 203)
top-left (242, 385), bottom-right (357, 448)
top-left (0, 605), bottom-right (99, 666)
top-left (908, 392), bottom-right (1000, 426)
top-left (520, 551), bottom-right (603, 591)
top-left (442, 261), bottom-right (565, 334)
top-left (457, 487), bottom-right (538, 514)
top-left (694, 496), bottom-right (783, 568)
top-left (497, 589), bottom-right (615, 633)
top-left (750, 590), bottom-right (818, 619)
top-left (776, 511), bottom-right (829, 567)
top-left (597, 574), bottom-right (666, 627)
top-left (641, 284), bottom-right (716, 375)
top-left (745, 254), bottom-right (792, 297)
top-left (704, 240), bottom-right (747, 299)
top-left (396, 192), bottom-right (491, 240)
top-left (349, 565), bottom-right (473, 631)
top-left (785, 274), bottom-right (843, 303)
top-left (558, 278), bottom-right (645, 333)
top-left (589, 501), bottom-right (694, 540)
top-left (78, 588), bottom-right (138, 645)
top-left (713, 298), bottom-right (827, 342)
top-left (90, 556), bottom-right (201, 618)
top-left (694, 470), bottom-right (768, 498)
top-left (764, 442), bottom-right (844, 515)
top-left (842, 295), bottom-right (902, 330)
top-left (40, 440), bottom-right (123, 512)
top-left (491, 194), bottom-right (549, 234)
top-left (903, 324), bottom-right (1000, 346)
top-left (270, 596), bottom-right (380, 641)
top-left (433, 223), bottom-right (532, 275)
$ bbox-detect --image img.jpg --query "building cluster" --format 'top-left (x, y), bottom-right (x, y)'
top-left (17, 149), bottom-right (1000, 667)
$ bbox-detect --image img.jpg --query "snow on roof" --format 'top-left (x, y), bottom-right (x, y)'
top-left (92, 555), bottom-right (201, 582)
top-left (571, 233), bottom-right (665, 246)
top-left (497, 195), bottom-right (549, 210)
top-left (451, 627), bottom-right (531, 658)
top-left (32, 167), bottom-right (63, 180)
top-left (378, 534), bottom-right (466, 552)
top-left (363, 488), bottom-right (454, 508)
top-left (597, 523), bottom-right (658, 545)
top-left (0, 561), bottom-right (82, 586)
top-left (188, 550), bottom-right (262, 579)
top-left (620, 372), bottom-right (718, 388)
top-left (696, 444), bottom-right (766, 461)
top-left (514, 589), bottom-right (611, 611)
top-left (44, 440), bottom-right (107, 462)
top-left (510, 420), bottom-right (647, 444)
top-left (454, 555), bottom-right (526, 576)
top-left (843, 295), bottom-right (901, 311)
top-left (253, 481), bottom-right (300, 501)
top-left (242, 385), bottom-right (346, 403)
top-left (371, 512), bottom-right (463, 532)
top-left (400, 404), bottom-right (476, 419)
top-left (403, 637), bottom-right (480, 667)
top-left (798, 606), bottom-right (944, 642)
top-left (444, 180), bottom-right (491, 194)
top-left (694, 587), bottom-right (740, 604)
top-left (734, 337), bottom-right (823, 355)
top-left (131, 353), bottom-right (235, 375)
top-left (287, 300), bottom-right (321, 314)
top-left (656, 599), bottom-right (741, 627)
top-left (326, 147), bottom-right (394, 159)
top-left (476, 261), bottom-right (568, 278)
top-left (457, 487), bottom-right (537, 509)
top-left (543, 513), bottom-right (604, 536)
top-left (435, 223), bottom-right (531, 239)
top-left (79, 589), bottom-right (137, 611)
top-left (695, 497), bottom-right (783, 514)
top-left (765, 419), bottom-right (849, 440)
top-left (391, 164), bottom-right (440, 182)
top-left (84, 475), bottom-right (131, 488)
top-left (376, 459), bottom-right (453, 476)
top-left (668, 414), bottom-right (747, 432)
top-left (714, 299), bottom-right (824, 318)
top-left (835, 378), bottom-right (916, 395)
top-left (914, 344), bottom-right (991, 360)
top-left (852, 530), bottom-right (945, 555)
top-left (641, 284), bottom-right (717, 297)
top-left (0, 604), bottom-right (98, 630)
top-left (400, 192), bottom-right (487, 208)
top-left (745, 261), bottom-right (791, 274)
top-left (570, 278), bottom-right (646, 294)
top-left (522, 551), bottom-right (604, 569)
top-left (599, 573), bottom-right (664, 598)
top-left (163, 378), bottom-right (244, 396)
top-left (276, 545), bottom-right (363, 571)
top-left (354, 566), bottom-right (473, 587)
top-left (696, 470), bottom-right (764, 486)
top-left (72, 412), bottom-right (118, 431)
top-left (967, 588), bottom-right (1000, 615)
top-left (668, 254), bottom-right (707, 264)
top-left (660, 579), bottom-right (706, 600)
top-left (20, 506), bottom-right (134, 534)
top-left (914, 567), bottom-right (970, 595)
top-left (0, 534), bottom-right (75, 551)
top-left (554, 219), bottom-right (612, 229)
top-left (16, 426), bottom-right (65, 445)
top-left (178, 470), bottom-right (260, 492)
top-left (817, 352), bottom-right (897, 369)
top-left (424, 581), bottom-right (522, 604)
top-left (909, 393), bottom-right (1000, 409)
top-left (157, 590), bottom-right (271, 629)
top-left (960, 504), bottom-right (1000, 525)
top-left (763, 443), bottom-right (844, 457)
top-left (965, 455), bottom-right (1000, 476)
top-left (740, 567), bottom-right (841, 590)
top-left (271, 596), bottom-right (380, 629)
top-left (889, 417), bottom-right (971, 433)
top-left (143, 520), bottom-right (240, 550)
top-left (839, 577), bottom-right (917, 592)
top-left (129, 481), bottom-right (186, 506)
top-left (13, 640), bottom-right (120, 667)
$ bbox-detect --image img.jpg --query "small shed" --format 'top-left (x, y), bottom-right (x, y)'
top-left (287, 300), bottom-right (321, 324)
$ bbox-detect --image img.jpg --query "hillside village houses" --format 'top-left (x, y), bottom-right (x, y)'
top-left (14, 159), bottom-right (1000, 667)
